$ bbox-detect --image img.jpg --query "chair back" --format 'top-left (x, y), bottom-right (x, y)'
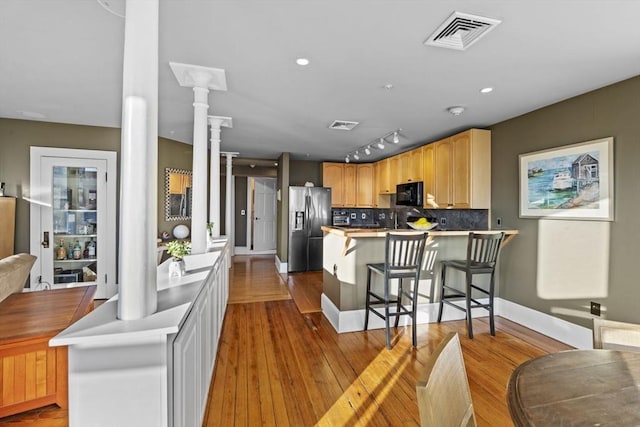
top-left (416, 332), bottom-right (476, 427)
top-left (384, 232), bottom-right (428, 277)
top-left (466, 232), bottom-right (505, 268)
top-left (593, 318), bottom-right (640, 352)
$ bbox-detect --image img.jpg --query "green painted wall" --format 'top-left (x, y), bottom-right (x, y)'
top-left (491, 75), bottom-right (640, 327)
top-left (0, 118), bottom-right (192, 256)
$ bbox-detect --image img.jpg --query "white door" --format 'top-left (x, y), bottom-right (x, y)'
top-left (253, 178), bottom-right (277, 251)
top-left (30, 147), bottom-right (117, 298)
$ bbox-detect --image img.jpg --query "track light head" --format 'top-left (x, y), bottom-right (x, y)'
top-left (353, 151), bottom-right (360, 160)
top-left (377, 138), bottom-right (385, 149)
top-left (364, 145), bottom-right (371, 155)
top-left (392, 131), bottom-right (399, 144)
top-left (345, 155), bottom-right (350, 163)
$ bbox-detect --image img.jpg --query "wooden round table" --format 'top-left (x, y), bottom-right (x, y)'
top-left (507, 349), bottom-right (640, 426)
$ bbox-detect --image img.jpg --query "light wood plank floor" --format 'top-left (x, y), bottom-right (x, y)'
top-left (204, 255), bottom-right (572, 427)
top-left (1, 255), bottom-right (572, 426)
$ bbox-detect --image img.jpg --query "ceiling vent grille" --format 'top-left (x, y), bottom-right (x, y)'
top-left (328, 120), bottom-right (359, 131)
top-left (424, 11), bottom-right (501, 51)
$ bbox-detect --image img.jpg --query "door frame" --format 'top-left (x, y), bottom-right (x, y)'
top-left (237, 177), bottom-right (277, 255)
top-left (29, 147), bottom-right (117, 297)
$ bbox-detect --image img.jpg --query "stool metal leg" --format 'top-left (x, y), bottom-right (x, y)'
top-left (437, 265), bottom-right (446, 323)
top-left (395, 278), bottom-right (402, 328)
top-left (364, 267), bottom-right (372, 330)
top-left (384, 274), bottom-right (391, 349)
top-left (465, 270), bottom-right (474, 339)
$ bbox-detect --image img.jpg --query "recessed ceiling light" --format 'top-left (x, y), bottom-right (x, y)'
top-left (447, 106), bottom-right (465, 116)
top-left (480, 87), bottom-right (494, 94)
top-left (383, 84), bottom-right (394, 90)
top-left (296, 58), bottom-right (310, 66)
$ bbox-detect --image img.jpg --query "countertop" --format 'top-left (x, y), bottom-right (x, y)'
top-left (321, 225), bottom-right (519, 238)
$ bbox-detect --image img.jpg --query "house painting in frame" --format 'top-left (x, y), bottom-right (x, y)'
top-left (519, 137), bottom-right (614, 220)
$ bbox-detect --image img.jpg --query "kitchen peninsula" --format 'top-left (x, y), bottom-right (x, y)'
top-left (321, 226), bottom-right (518, 333)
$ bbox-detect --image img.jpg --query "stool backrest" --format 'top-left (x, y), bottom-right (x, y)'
top-left (385, 232), bottom-right (428, 274)
top-left (466, 232), bottom-right (505, 268)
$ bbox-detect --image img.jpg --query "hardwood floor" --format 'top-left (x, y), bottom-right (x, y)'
top-left (0, 254), bottom-right (572, 426)
top-left (204, 255), bottom-right (572, 427)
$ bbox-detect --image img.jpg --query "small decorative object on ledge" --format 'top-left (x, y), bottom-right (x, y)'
top-left (172, 224), bottom-right (190, 239)
top-left (166, 240), bottom-right (191, 277)
top-left (206, 222), bottom-right (214, 241)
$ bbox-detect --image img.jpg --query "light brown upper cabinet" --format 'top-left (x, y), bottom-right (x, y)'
top-left (322, 162), bottom-right (345, 206)
top-left (409, 147), bottom-right (424, 183)
top-left (422, 144), bottom-right (435, 207)
top-left (389, 156), bottom-right (400, 190)
top-left (343, 164), bottom-right (357, 207)
top-left (356, 164), bottom-right (374, 207)
top-left (323, 162), bottom-right (380, 207)
top-left (376, 158), bottom-right (393, 194)
top-left (432, 129), bottom-right (491, 209)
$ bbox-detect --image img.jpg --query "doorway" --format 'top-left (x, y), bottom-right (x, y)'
top-left (246, 177), bottom-right (277, 254)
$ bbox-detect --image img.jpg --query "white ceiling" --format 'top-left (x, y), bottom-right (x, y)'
top-left (2, 1), bottom-right (640, 163)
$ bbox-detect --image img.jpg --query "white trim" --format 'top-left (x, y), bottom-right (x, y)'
top-left (321, 294), bottom-right (592, 348)
top-left (275, 255), bottom-right (288, 273)
top-left (496, 298), bottom-right (592, 349)
top-left (234, 247), bottom-right (275, 256)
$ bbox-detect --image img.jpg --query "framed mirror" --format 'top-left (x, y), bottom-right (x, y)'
top-left (165, 168), bottom-right (192, 221)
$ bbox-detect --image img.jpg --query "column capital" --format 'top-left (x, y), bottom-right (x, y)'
top-left (221, 151), bottom-right (240, 159)
top-left (169, 62), bottom-right (227, 91)
top-left (207, 115), bottom-right (233, 129)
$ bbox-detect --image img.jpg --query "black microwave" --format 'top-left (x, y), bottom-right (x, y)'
top-left (396, 181), bottom-right (423, 206)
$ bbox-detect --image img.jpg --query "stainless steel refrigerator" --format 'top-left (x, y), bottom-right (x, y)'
top-left (288, 186), bottom-right (331, 272)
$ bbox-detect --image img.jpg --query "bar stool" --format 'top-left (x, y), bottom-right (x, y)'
top-left (364, 231), bottom-right (428, 349)
top-left (437, 232), bottom-right (505, 339)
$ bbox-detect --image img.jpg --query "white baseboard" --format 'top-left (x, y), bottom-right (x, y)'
top-left (321, 294), bottom-right (593, 348)
top-left (234, 246), bottom-right (276, 255)
top-left (275, 255), bottom-right (288, 273)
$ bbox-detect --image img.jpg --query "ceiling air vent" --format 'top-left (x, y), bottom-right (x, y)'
top-left (328, 120), bottom-right (359, 131)
top-left (424, 11), bottom-right (501, 51)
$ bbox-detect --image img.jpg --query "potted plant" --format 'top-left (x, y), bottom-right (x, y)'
top-left (206, 222), bottom-right (214, 242)
top-left (166, 240), bottom-right (191, 277)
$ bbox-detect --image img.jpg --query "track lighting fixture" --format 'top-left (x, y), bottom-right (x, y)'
top-left (343, 129), bottom-right (402, 162)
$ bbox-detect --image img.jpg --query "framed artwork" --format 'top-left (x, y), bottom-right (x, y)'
top-left (519, 137), bottom-right (614, 220)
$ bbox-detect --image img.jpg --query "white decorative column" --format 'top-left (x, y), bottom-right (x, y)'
top-left (221, 152), bottom-right (238, 242)
top-left (118, 0), bottom-right (159, 320)
top-left (169, 63), bottom-right (227, 254)
top-left (207, 116), bottom-right (233, 238)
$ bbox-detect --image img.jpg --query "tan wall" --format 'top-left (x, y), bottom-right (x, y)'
top-left (491, 75), bottom-right (640, 328)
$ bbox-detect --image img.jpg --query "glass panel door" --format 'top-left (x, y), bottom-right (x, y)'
top-left (51, 165), bottom-right (99, 285)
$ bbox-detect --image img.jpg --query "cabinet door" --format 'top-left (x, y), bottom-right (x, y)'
top-left (343, 164), bottom-right (357, 207)
top-left (399, 152), bottom-right (411, 183)
top-left (451, 132), bottom-right (471, 208)
top-left (30, 147), bottom-right (117, 298)
top-left (372, 162), bottom-right (379, 206)
top-left (356, 164), bottom-right (374, 207)
top-left (434, 139), bottom-right (452, 208)
top-left (377, 159), bottom-right (392, 194)
top-left (322, 163), bottom-right (344, 206)
top-left (389, 156), bottom-right (400, 192)
top-left (422, 144), bottom-right (435, 207)
top-left (410, 147), bottom-right (424, 182)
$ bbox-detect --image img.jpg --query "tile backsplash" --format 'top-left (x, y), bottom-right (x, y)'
top-left (332, 207), bottom-right (489, 230)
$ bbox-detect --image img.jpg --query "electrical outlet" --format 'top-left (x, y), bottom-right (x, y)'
top-left (440, 218), bottom-right (447, 226)
top-left (590, 301), bottom-right (601, 316)
top-left (496, 217), bottom-right (502, 227)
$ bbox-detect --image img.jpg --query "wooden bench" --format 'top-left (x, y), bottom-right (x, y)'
top-left (0, 285), bottom-right (95, 418)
